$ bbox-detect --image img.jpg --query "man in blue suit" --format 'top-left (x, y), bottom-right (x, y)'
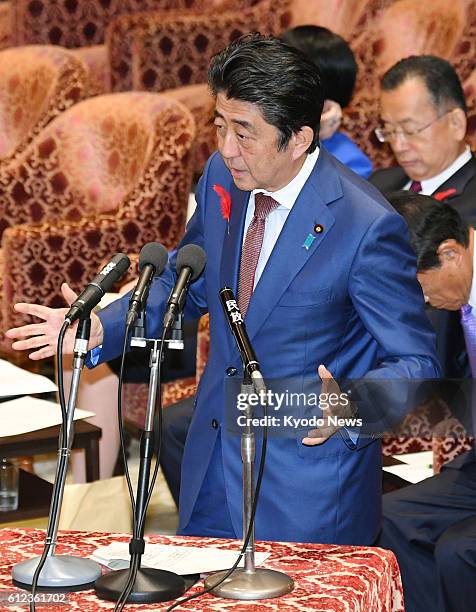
top-left (7, 34), bottom-right (440, 545)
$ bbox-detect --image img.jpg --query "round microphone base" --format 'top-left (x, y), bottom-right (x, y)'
top-left (12, 555), bottom-right (101, 591)
top-left (95, 567), bottom-right (186, 604)
top-left (204, 567), bottom-right (294, 600)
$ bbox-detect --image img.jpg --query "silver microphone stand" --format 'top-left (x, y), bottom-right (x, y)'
top-left (12, 317), bottom-right (101, 590)
top-left (204, 375), bottom-right (294, 599)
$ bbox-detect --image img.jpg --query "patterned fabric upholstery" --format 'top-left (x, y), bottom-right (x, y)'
top-left (165, 83), bottom-right (215, 175)
top-left (0, 45), bottom-right (87, 166)
top-left (381, 397), bottom-right (449, 457)
top-left (463, 68), bottom-right (476, 151)
top-left (71, 44), bottom-right (109, 96)
top-left (0, 92), bottom-right (194, 238)
top-left (108, 0), bottom-right (291, 174)
top-left (0, 1), bottom-right (11, 49)
top-left (382, 398), bottom-right (473, 473)
top-left (450, 0), bottom-right (476, 84)
top-left (106, 0), bottom-right (260, 92)
top-left (8, 0), bottom-right (234, 47)
top-left (288, 0), bottom-right (392, 41)
top-left (347, 0), bottom-right (468, 169)
top-left (6, 1), bottom-right (249, 97)
top-left (0, 92), bottom-right (195, 341)
top-left (431, 417), bottom-right (474, 473)
top-left (122, 314), bottom-right (210, 432)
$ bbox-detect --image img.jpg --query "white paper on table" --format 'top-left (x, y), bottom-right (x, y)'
top-left (0, 358), bottom-right (57, 398)
top-left (382, 463), bottom-right (433, 484)
top-left (0, 396), bottom-right (95, 437)
top-left (392, 450), bottom-right (433, 467)
top-left (91, 542), bottom-right (270, 575)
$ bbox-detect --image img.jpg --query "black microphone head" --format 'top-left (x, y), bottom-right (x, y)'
top-left (139, 242), bottom-right (168, 278)
top-left (176, 244), bottom-right (206, 281)
top-left (99, 253), bottom-right (131, 292)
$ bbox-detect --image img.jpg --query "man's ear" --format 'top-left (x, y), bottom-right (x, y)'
top-left (291, 126), bottom-right (315, 160)
top-left (448, 108), bottom-right (467, 141)
top-left (437, 238), bottom-right (465, 265)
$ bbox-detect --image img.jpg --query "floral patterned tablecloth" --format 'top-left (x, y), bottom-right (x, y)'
top-left (0, 528), bottom-right (404, 611)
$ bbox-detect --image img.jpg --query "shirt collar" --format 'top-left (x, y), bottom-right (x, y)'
top-left (418, 146), bottom-right (472, 195)
top-left (252, 146), bottom-right (319, 209)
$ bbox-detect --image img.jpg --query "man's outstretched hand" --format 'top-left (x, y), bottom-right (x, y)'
top-left (301, 364), bottom-right (354, 446)
top-left (5, 283), bottom-right (104, 360)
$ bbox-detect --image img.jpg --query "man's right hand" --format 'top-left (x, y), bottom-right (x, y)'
top-left (5, 283), bottom-right (104, 360)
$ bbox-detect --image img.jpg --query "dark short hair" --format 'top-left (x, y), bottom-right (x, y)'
top-left (280, 25), bottom-right (357, 108)
top-left (381, 55), bottom-right (467, 114)
top-left (386, 190), bottom-right (470, 271)
top-left (208, 33), bottom-right (324, 153)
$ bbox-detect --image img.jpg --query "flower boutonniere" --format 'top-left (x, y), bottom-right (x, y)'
top-left (434, 188), bottom-right (457, 201)
top-left (213, 184), bottom-right (231, 233)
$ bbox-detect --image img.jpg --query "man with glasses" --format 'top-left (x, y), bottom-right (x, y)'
top-left (371, 56), bottom-right (476, 382)
top-left (370, 55), bottom-right (476, 225)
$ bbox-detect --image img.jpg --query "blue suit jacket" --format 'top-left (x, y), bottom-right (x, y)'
top-left (96, 148), bottom-right (440, 544)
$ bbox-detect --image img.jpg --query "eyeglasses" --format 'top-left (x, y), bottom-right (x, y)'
top-left (374, 110), bottom-right (454, 143)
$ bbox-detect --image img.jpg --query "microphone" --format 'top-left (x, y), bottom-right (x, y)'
top-left (219, 287), bottom-right (266, 394)
top-left (126, 242), bottom-right (168, 327)
top-left (65, 253), bottom-right (131, 325)
top-left (163, 244), bottom-right (206, 331)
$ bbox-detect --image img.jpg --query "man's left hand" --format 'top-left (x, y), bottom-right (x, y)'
top-left (301, 364), bottom-right (353, 445)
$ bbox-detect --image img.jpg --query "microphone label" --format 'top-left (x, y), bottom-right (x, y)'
top-left (225, 299), bottom-right (244, 324)
top-left (100, 261), bottom-right (117, 276)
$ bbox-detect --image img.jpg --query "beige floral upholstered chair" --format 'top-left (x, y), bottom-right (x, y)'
top-left (0, 45), bottom-right (87, 167)
top-left (0, 92), bottom-right (195, 348)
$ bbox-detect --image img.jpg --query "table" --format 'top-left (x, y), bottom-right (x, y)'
top-left (0, 528), bottom-right (404, 611)
top-left (0, 420), bottom-right (101, 482)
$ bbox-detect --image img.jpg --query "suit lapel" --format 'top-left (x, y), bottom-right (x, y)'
top-left (244, 149), bottom-right (340, 342)
top-left (219, 182), bottom-right (249, 294)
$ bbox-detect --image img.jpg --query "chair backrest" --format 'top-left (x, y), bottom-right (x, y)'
top-left (449, 0), bottom-right (476, 84)
top-left (288, 0), bottom-right (391, 41)
top-left (353, 0), bottom-right (465, 97)
top-left (463, 69), bottom-right (476, 151)
top-left (0, 45), bottom-right (87, 163)
top-left (8, 0), bottom-right (213, 47)
top-left (346, 0), bottom-right (467, 170)
top-left (107, 0), bottom-right (291, 92)
top-left (0, 92), bottom-right (195, 238)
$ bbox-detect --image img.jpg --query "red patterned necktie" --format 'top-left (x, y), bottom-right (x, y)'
top-left (409, 181), bottom-right (422, 193)
top-left (238, 193), bottom-right (280, 316)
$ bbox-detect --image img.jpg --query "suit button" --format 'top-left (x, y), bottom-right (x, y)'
top-left (226, 367), bottom-right (237, 376)
top-left (211, 419), bottom-right (219, 429)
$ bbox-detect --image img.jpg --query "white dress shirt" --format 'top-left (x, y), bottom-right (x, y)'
top-left (243, 146), bottom-right (320, 289)
top-left (404, 146), bottom-right (472, 195)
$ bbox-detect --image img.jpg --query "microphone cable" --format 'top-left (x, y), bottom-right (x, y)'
top-left (165, 384), bottom-right (269, 611)
top-left (29, 319), bottom-right (70, 612)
